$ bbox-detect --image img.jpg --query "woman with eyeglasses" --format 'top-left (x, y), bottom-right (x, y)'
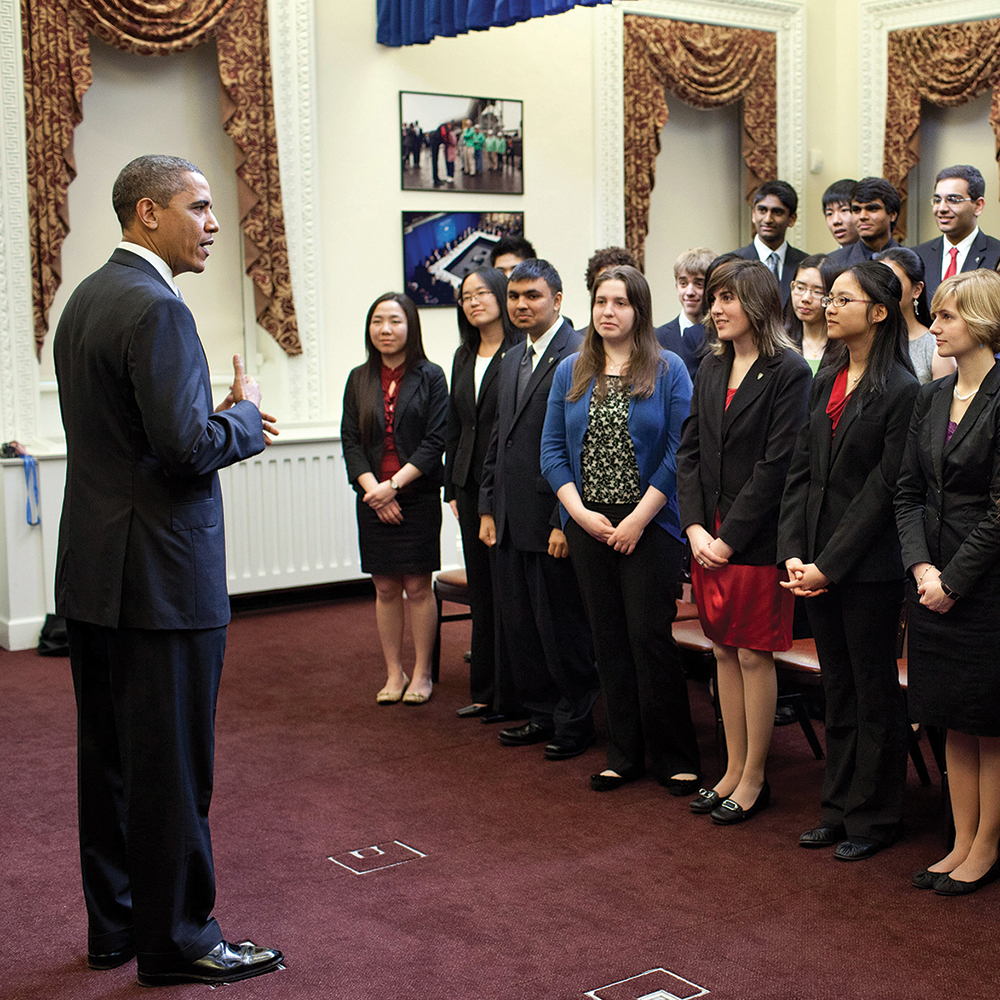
top-left (677, 259), bottom-right (811, 824)
top-left (877, 246), bottom-right (956, 385)
top-left (778, 261), bottom-right (919, 861)
top-left (445, 268), bottom-right (524, 718)
top-left (895, 269), bottom-right (1000, 895)
top-left (785, 254), bottom-right (839, 375)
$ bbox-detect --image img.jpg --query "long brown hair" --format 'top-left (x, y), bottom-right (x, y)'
top-left (567, 265), bottom-right (661, 403)
top-left (704, 258), bottom-right (795, 358)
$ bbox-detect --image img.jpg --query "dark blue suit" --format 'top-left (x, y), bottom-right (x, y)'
top-left (913, 230), bottom-right (1000, 304)
top-left (654, 317), bottom-right (705, 381)
top-left (54, 248), bottom-right (265, 971)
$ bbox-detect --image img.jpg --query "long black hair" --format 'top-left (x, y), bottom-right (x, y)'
top-left (357, 292), bottom-right (425, 446)
top-left (455, 267), bottom-right (519, 352)
top-left (876, 246), bottom-right (931, 326)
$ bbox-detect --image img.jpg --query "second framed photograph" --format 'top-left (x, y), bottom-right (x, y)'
top-left (400, 91), bottom-right (523, 194)
top-left (402, 210), bottom-right (525, 307)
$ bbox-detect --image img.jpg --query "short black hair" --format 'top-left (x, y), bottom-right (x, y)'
top-left (490, 235), bottom-right (536, 266)
top-left (822, 179), bottom-right (856, 209)
top-left (112, 154), bottom-right (202, 228)
top-left (851, 177), bottom-right (901, 223)
top-left (752, 180), bottom-right (798, 216)
top-left (508, 258), bottom-right (562, 296)
top-left (935, 164), bottom-right (986, 202)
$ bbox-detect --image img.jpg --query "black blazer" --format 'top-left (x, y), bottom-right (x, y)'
top-left (654, 318), bottom-right (705, 381)
top-left (53, 249), bottom-right (266, 630)
top-left (341, 358), bottom-right (448, 494)
top-left (777, 362), bottom-right (919, 584)
top-left (677, 347), bottom-right (811, 565)
top-left (479, 319), bottom-right (582, 551)
top-left (732, 243), bottom-right (807, 305)
top-left (913, 231), bottom-right (1000, 304)
top-left (826, 236), bottom-right (901, 269)
top-left (895, 364), bottom-right (1000, 597)
top-left (444, 331), bottom-right (522, 500)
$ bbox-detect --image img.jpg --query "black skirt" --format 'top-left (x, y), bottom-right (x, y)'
top-left (356, 488), bottom-right (442, 576)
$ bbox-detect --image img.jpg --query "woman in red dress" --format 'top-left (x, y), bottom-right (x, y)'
top-left (677, 259), bottom-right (811, 823)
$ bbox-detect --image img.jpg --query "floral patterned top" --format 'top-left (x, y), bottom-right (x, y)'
top-left (581, 375), bottom-right (642, 503)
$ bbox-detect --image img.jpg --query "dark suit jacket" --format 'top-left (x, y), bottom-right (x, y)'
top-left (895, 363), bottom-right (1000, 597)
top-left (826, 236), bottom-right (900, 269)
top-left (678, 347), bottom-right (811, 565)
top-left (479, 319), bottom-right (582, 551)
top-left (777, 362), bottom-right (919, 584)
top-left (913, 231), bottom-right (1000, 303)
top-left (654, 318), bottom-right (705, 381)
top-left (444, 332), bottom-right (523, 501)
top-left (341, 358), bottom-right (448, 494)
top-left (732, 242), bottom-right (807, 305)
top-left (53, 248), bottom-right (266, 631)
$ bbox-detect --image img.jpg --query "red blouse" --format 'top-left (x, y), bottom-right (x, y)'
top-left (825, 367), bottom-right (852, 433)
top-left (380, 364), bottom-right (405, 481)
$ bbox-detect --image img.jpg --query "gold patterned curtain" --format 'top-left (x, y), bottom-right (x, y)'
top-left (21, 0), bottom-right (300, 358)
top-left (884, 19), bottom-right (1000, 243)
top-left (623, 15), bottom-right (777, 267)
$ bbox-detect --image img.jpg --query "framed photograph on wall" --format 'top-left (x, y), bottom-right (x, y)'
top-left (400, 91), bottom-right (523, 194)
top-left (402, 210), bottom-right (525, 307)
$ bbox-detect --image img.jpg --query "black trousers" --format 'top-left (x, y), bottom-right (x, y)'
top-left (566, 509), bottom-right (700, 780)
top-left (494, 533), bottom-right (598, 737)
top-left (68, 619), bottom-right (226, 971)
top-left (806, 581), bottom-right (908, 842)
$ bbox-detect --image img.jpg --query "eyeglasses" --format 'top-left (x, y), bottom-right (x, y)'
top-left (459, 290), bottom-right (496, 305)
top-left (931, 195), bottom-right (973, 207)
top-left (791, 282), bottom-right (825, 299)
top-left (821, 295), bottom-right (873, 309)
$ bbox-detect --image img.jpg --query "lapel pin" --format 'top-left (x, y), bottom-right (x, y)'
top-left (757, 372), bottom-right (763, 379)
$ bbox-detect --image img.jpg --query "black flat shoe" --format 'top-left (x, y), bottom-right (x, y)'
top-left (912, 867), bottom-right (950, 890)
top-left (799, 824), bottom-right (846, 849)
top-left (660, 775), bottom-right (700, 797)
top-left (88, 946), bottom-right (136, 970)
top-left (590, 767), bottom-right (644, 792)
top-left (137, 940), bottom-right (283, 987)
top-left (456, 703), bottom-right (490, 718)
top-left (933, 857), bottom-right (1000, 896)
top-left (711, 781), bottom-right (770, 825)
top-left (689, 788), bottom-right (722, 814)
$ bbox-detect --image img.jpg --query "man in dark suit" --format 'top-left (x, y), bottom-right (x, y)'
top-left (827, 177), bottom-right (901, 267)
top-left (913, 164), bottom-right (1000, 303)
top-left (479, 259), bottom-right (599, 760)
top-left (654, 247), bottom-right (715, 380)
top-left (54, 155), bottom-right (282, 986)
top-left (731, 180), bottom-right (806, 306)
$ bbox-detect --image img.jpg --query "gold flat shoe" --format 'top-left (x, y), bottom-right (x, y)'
top-left (376, 673), bottom-right (409, 705)
top-left (402, 686), bottom-right (432, 705)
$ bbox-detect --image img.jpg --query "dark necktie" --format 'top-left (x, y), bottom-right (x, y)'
top-left (517, 343), bottom-right (535, 405)
top-left (766, 252), bottom-right (779, 278)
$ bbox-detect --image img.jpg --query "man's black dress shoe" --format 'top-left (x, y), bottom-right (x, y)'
top-left (543, 733), bottom-right (594, 760)
top-left (456, 703), bottom-right (490, 718)
top-left (799, 824), bottom-right (846, 849)
top-left (590, 767), bottom-right (643, 791)
top-left (933, 857), bottom-right (1000, 896)
top-left (88, 946), bottom-right (136, 970)
top-left (137, 940), bottom-right (283, 987)
top-left (710, 781), bottom-right (770, 825)
top-left (498, 721), bottom-right (554, 746)
top-left (834, 833), bottom-right (898, 861)
top-left (689, 788), bottom-right (722, 814)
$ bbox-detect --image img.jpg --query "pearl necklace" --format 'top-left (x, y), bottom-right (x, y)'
top-left (954, 385), bottom-right (978, 401)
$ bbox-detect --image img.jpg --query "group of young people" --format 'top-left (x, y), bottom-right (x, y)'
top-left (341, 166), bottom-right (1000, 898)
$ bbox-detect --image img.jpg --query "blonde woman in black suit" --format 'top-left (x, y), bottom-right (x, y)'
top-left (895, 269), bottom-right (1000, 895)
top-left (678, 259), bottom-right (811, 824)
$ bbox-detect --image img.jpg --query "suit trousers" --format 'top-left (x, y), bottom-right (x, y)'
top-left (494, 533), bottom-right (598, 737)
top-left (68, 619), bottom-right (226, 969)
top-left (566, 511), bottom-right (700, 779)
top-left (805, 581), bottom-right (908, 842)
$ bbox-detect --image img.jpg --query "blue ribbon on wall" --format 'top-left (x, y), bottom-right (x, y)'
top-left (377, 0), bottom-right (614, 47)
top-left (22, 455), bottom-right (40, 526)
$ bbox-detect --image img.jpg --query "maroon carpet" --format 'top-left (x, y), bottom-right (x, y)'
top-left (1, 596), bottom-right (996, 999)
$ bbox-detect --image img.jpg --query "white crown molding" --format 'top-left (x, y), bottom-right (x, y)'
top-left (268, 0), bottom-right (323, 423)
top-left (0, 0), bottom-right (38, 445)
top-left (859, 0), bottom-right (1000, 176)
top-left (595, 0), bottom-right (807, 250)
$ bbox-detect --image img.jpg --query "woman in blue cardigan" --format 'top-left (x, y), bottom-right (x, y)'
top-left (541, 265), bottom-right (699, 793)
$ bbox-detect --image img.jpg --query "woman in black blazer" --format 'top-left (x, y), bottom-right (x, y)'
top-left (778, 261), bottom-right (919, 860)
top-left (678, 259), bottom-right (811, 824)
top-left (342, 292), bottom-right (448, 706)
top-left (895, 269), bottom-right (1000, 895)
top-left (445, 267), bottom-right (523, 717)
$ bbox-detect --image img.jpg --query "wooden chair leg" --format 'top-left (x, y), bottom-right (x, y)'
top-left (908, 726), bottom-right (931, 787)
top-left (431, 593), bottom-right (442, 684)
top-left (788, 693), bottom-right (825, 760)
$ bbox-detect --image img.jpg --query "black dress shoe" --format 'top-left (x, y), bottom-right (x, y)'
top-left (481, 709), bottom-right (528, 725)
top-left (689, 788), bottom-right (722, 814)
top-left (834, 835), bottom-right (895, 861)
top-left (659, 775), bottom-right (701, 797)
top-left (799, 824), bottom-right (846, 849)
top-left (543, 733), bottom-right (594, 760)
top-left (137, 940), bottom-right (283, 987)
top-left (88, 946), bottom-right (136, 970)
top-left (710, 781), bottom-right (771, 825)
top-left (590, 767), bottom-right (643, 791)
top-left (912, 867), bottom-right (950, 890)
top-left (456, 703), bottom-right (490, 718)
top-left (498, 721), bottom-right (554, 746)
top-left (933, 857), bottom-right (1000, 896)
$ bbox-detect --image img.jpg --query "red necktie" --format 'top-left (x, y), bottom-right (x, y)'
top-left (944, 246), bottom-right (959, 279)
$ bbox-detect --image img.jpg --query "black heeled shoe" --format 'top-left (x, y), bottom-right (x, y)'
top-left (689, 788), bottom-right (722, 814)
top-left (710, 780), bottom-right (771, 825)
top-left (590, 767), bottom-right (644, 792)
